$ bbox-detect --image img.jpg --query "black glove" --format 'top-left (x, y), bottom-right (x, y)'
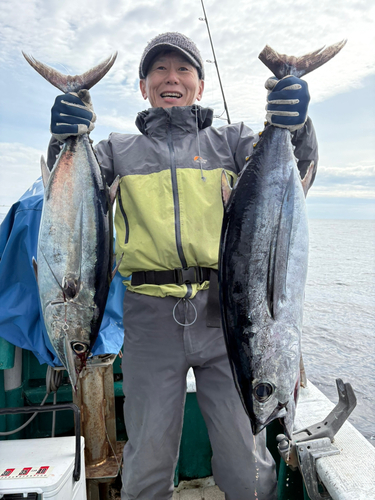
top-left (51, 90), bottom-right (96, 141)
top-left (265, 75), bottom-right (310, 132)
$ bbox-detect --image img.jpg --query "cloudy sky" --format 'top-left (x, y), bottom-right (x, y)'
top-left (1, 0), bottom-right (374, 219)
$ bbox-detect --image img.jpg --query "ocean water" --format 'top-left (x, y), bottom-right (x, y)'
top-left (303, 219), bottom-right (375, 446)
top-left (0, 213), bottom-right (374, 444)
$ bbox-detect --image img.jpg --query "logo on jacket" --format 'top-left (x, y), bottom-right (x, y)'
top-left (194, 156), bottom-right (207, 164)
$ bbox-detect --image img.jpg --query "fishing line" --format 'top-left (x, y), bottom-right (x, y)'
top-left (199, 0), bottom-right (231, 124)
top-left (102, 404), bottom-right (121, 474)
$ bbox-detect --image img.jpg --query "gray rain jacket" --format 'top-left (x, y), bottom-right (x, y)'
top-left (48, 105), bottom-right (318, 298)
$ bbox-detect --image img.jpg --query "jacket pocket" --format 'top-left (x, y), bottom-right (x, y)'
top-left (117, 189), bottom-right (129, 244)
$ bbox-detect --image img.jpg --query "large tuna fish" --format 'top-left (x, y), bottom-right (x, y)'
top-left (23, 54), bottom-right (119, 389)
top-left (219, 41), bottom-right (346, 439)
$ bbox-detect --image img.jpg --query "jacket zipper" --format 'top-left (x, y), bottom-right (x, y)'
top-left (117, 188), bottom-right (129, 244)
top-left (167, 121), bottom-right (189, 272)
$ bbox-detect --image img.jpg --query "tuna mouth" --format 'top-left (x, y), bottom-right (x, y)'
top-left (160, 92), bottom-right (182, 98)
top-left (251, 402), bottom-right (289, 436)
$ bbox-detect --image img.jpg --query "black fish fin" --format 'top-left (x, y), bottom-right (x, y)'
top-left (22, 52), bottom-right (117, 93)
top-left (258, 40), bottom-right (346, 78)
top-left (301, 161), bottom-right (315, 197)
top-left (108, 175), bottom-right (120, 205)
top-left (40, 155), bottom-right (50, 188)
top-left (266, 237), bottom-right (276, 319)
top-left (32, 257), bottom-right (38, 284)
top-left (72, 202), bottom-right (84, 286)
top-left (221, 170), bottom-right (232, 208)
top-left (272, 170), bottom-right (296, 316)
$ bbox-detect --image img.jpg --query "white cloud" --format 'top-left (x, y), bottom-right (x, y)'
top-left (2, 0), bottom-right (374, 120)
top-left (309, 161), bottom-right (375, 199)
top-left (1, 0), bottom-right (374, 217)
top-left (97, 113), bottom-right (139, 134)
top-left (0, 143), bottom-right (44, 208)
top-left (309, 186), bottom-right (375, 199)
top-left (318, 162), bottom-right (375, 179)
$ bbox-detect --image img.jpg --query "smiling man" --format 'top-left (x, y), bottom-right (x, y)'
top-left (139, 52), bottom-right (204, 107)
top-left (48, 32), bottom-right (318, 500)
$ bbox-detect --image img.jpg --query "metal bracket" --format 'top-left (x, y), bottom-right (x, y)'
top-left (277, 378), bottom-right (357, 500)
top-left (296, 437), bottom-right (340, 499)
top-left (293, 378), bottom-right (357, 443)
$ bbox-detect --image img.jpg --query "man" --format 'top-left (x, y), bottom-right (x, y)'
top-left (48, 32), bottom-right (317, 500)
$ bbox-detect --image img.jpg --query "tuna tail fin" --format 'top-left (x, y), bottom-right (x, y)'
top-left (22, 52), bottom-right (117, 93)
top-left (258, 40), bottom-right (347, 78)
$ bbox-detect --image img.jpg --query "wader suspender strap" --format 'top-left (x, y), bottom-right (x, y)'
top-left (206, 269), bottom-right (221, 328)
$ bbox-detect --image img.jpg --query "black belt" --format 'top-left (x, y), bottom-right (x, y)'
top-left (131, 266), bottom-right (222, 329)
top-left (131, 267), bottom-right (212, 286)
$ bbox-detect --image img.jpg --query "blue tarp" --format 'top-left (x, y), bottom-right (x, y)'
top-left (0, 178), bottom-right (126, 366)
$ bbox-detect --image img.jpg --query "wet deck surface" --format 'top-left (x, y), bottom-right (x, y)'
top-left (172, 485), bottom-right (225, 499)
top-left (172, 477), bottom-right (225, 499)
top-left (109, 476), bottom-right (225, 499)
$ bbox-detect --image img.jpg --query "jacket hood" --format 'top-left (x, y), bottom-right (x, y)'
top-left (135, 105), bottom-right (214, 139)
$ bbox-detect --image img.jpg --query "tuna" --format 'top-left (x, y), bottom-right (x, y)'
top-left (219, 41), bottom-right (346, 439)
top-left (23, 53), bottom-right (118, 389)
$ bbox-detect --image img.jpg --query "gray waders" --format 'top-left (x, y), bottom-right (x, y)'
top-left (121, 290), bottom-right (277, 500)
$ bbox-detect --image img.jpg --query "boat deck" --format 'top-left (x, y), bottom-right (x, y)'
top-left (173, 485), bottom-right (224, 499)
top-left (173, 477), bottom-right (224, 499)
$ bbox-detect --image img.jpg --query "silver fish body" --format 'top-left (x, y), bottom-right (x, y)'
top-left (24, 54), bottom-right (118, 388)
top-left (38, 135), bottom-right (113, 387)
top-left (219, 41), bottom-right (346, 438)
top-left (219, 125), bottom-right (308, 439)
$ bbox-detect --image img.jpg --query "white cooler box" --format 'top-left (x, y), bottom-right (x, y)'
top-left (0, 436), bottom-right (86, 499)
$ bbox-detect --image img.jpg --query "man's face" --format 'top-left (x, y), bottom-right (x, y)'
top-left (140, 51), bottom-right (204, 108)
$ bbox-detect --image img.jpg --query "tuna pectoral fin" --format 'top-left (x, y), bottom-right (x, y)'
top-left (221, 170), bottom-right (233, 208)
top-left (258, 40), bottom-right (346, 78)
top-left (111, 253), bottom-right (123, 281)
top-left (64, 201), bottom-right (83, 295)
top-left (40, 156), bottom-right (50, 188)
top-left (108, 175), bottom-right (120, 205)
top-left (301, 161), bottom-right (315, 197)
top-left (270, 171), bottom-right (295, 316)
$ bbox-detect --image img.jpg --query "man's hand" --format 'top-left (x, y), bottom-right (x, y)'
top-left (51, 90), bottom-right (96, 142)
top-left (265, 75), bottom-right (310, 132)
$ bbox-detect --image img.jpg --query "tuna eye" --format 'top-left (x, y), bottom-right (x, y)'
top-left (72, 342), bottom-right (89, 354)
top-left (254, 383), bottom-right (273, 402)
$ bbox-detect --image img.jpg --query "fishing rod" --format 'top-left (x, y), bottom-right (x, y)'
top-left (199, 0), bottom-right (231, 124)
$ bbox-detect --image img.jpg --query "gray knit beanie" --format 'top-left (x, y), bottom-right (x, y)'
top-left (139, 32), bottom-right (205, 80)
